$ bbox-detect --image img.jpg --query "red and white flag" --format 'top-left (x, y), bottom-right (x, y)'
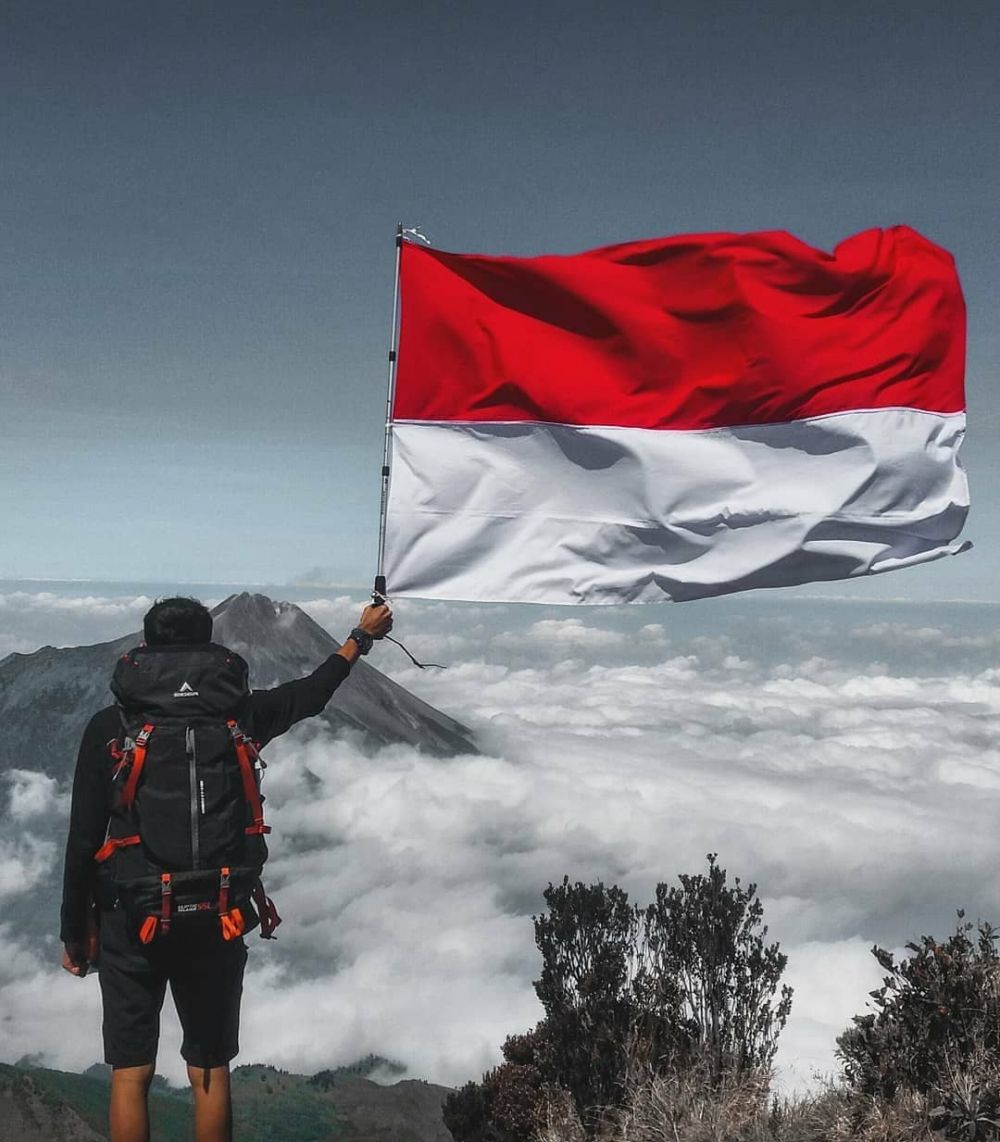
top-left (383, 228), bottom-right (968, 604)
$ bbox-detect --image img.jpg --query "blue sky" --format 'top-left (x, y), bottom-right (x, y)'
top-left (2, 0), bottom-right (997, 597)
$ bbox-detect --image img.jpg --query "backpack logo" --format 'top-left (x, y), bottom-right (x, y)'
top-left (174, 681), bottom-right (199, 698)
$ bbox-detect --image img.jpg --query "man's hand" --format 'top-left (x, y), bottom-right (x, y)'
top-left (62, 942), bottom-right (90, 978)
top-left (336, 604), bottom-right (394, 665)
top-left (357, 603), bottom-right (393, 640)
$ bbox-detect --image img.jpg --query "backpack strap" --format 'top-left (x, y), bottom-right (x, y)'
top-left (218, 866), bottom-right (231, 916)
top-left (252, 879), bottom-right (282, 939)
top-left (159, 873), bottom-right (173, 936)
top-left (94, 834), bottom-right (141, 863)
top-left (227, 721), bottom-right (271, 836)
top-left (121, 724), bottom-right (155, 808)
top-left (140, 876), bottom-right (174, 944)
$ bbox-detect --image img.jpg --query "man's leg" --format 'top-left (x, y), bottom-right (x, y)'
top-left (109, 1063), bottom-right (155, 1142)
top-left (187, 1064), bottom-right (233, 1142)
top-left (171, 930), bottom-right (247, 1142)
top-left (99, 910), bottom-right (167, 1142)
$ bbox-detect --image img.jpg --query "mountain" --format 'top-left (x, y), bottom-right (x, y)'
top-left (0, 1061), bottom-right (454, 1142)
top-left (0, 1066), bottom-right (106, 1142)
top-left (0, 593), bottom-right (476, 779)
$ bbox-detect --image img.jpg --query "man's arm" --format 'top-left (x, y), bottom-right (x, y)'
top-left (251, 604), bottom-right (393, 746)
top-left (60, 710), bottom-right (115, 974)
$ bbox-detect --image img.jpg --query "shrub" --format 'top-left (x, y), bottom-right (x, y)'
top-left (838, 914), bottom-right (1000, 1100)
top-left (446, 857), bottom-right (793, 1140)
top-left (643, 854), bottom-right (793, 1082)
top-left (533, 877), bottom-right (688, 1127)
top-left (443, 1029), bottom-right (553, 1142)
top-left (837, 914), bottom-right (1000, 1140)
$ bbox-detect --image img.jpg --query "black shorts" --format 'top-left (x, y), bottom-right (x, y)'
top-left (98, 906), bottom-right (248, 1069)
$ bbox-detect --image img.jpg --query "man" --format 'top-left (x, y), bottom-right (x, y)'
top-left (60, 595), bottom-right (393, 1142)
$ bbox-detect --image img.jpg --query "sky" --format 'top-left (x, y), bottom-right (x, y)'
top-left (2, 585), bottom-right (1000, 1094)
top-left (1, 0), bottom-right (998, 597)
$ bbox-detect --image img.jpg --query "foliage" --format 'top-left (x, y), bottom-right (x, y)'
top-left (446, 857), bottom-right (793, 1140)
top-left (834, 914), bottom-right (1000, 1141)
top-left (532, 877), bottom-right (688, 1126)
top-left (643, 854), bottom-right (793, 1081)
top-left (442, 1028), bottom-right (552, 1142)
top-left (443, 1076), bottom-right (501, 1142)
top-left (307, 1053), bottom-right (405, 1089)
top-left (837, 915), bottom-right (1000, 1103)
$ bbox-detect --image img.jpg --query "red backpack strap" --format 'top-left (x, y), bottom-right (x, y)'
top-left (252, 880), bottom-right (282, 939)
top-left (94, 834), bottom-right (141, 863)
top-left (218, 867), bottom-right (231, 915)
top-left (227, 721), bottom-right (270, 836)
top-left (121, 724), bottom-right (155, 808)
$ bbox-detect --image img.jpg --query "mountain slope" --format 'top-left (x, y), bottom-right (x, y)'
top-left (0, 1065), bottom-right (106, 1142)
top-left (2, 1062), bottom-right (454, 1142)
top-left (0, 593), bottom-right (476, 779)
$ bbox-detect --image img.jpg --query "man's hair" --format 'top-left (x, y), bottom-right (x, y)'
top-left (143, 597), bottom-right (213, 646)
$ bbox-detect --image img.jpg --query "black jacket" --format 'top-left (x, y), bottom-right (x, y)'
top-left (60, 650), bottom-right (351, 944)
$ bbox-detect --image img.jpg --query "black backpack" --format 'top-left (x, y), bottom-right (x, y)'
top-left (96, 643), bottom-right (281, 944)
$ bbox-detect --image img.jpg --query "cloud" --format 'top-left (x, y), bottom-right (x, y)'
top-left (0, 591), bottom-right (155, 660)
top-left (5, 770), bottom-right (67, 822)
top-left (777, 939), bottom-right (885, 1090)
top-left (495, 618), bottom-right (628, 654)
top-left (3, 587), bottom-right (1000, 1095)
top-left (0, 834), bottom-right (57, 900)
top-left (288, 594), bottom-right (367, 636)
top-left (0, 925), bottom-right (114, 1073)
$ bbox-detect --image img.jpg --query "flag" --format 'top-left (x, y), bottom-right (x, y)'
top-left (383, 227), bottom-right (968, 604)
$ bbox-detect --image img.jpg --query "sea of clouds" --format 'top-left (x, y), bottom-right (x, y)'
top-left (1, 585), bottom-right (999, 1094)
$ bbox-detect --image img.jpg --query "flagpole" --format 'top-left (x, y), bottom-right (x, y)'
top-left (373, 222), bottom-right (404, 605)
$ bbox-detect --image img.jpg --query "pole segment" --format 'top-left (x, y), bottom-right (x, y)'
top-left (374, 222), bottom-right (404, 603)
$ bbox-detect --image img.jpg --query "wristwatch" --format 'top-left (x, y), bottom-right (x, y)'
top-left (349, 627), bottom-right (374, 655)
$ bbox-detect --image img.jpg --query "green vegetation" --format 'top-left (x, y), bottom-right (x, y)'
top-left (229, 1067), bottom-right (353, 1141)
top-left (5, 1057), bottom-right (436, 1142)
top-left (6, 1064), bottom-right (192, 1142)
top-left (309, 1054), bottom-right (407, 1088)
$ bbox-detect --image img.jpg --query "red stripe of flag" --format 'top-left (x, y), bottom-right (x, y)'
top-left (395, 227), bottom-right (965, 431)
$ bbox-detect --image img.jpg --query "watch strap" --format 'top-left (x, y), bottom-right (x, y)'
top-left (349, 626), bottom-right (374, 655)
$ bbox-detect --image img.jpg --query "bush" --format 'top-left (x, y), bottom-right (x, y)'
top-left (445, 857), bottom-right (793, 1140)
top-left (532, 877), bottom-right (689, 1127)
top-left (838, 914), bottom-right (1000, 1100)
top-left (837, 914), bottom-right (1000, 1140)
top-left (643, 854), bottom-right (793, 1081)
top-left (443, 1029), bottom-right (553, 1142)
